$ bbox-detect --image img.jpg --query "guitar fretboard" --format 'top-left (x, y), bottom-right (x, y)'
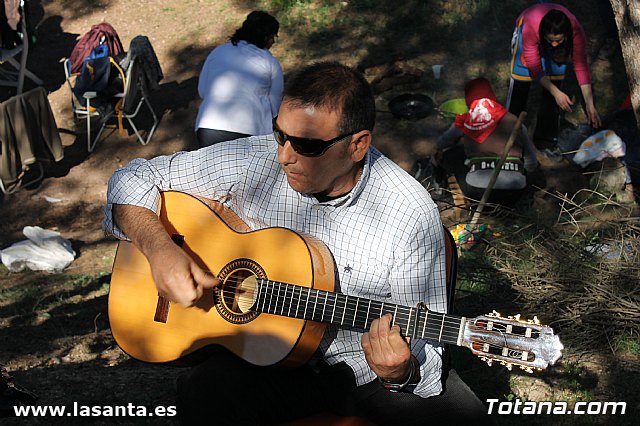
top-left (253, 279), bottom-right (464, 345)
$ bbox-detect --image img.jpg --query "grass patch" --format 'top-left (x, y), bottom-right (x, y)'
top-left (613, 333), bottom-right (640, 355)
top-left (0, 271), bottom-right (110, 316)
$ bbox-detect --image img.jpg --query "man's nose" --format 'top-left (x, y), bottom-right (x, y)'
top-left (277, 140), bottom-right (298, 164)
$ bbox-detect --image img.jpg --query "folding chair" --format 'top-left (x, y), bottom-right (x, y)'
top-left (110, 55), bottom-right (159, 147)
top-left (63, 55), bottom-right (158, 152)
top-left (0, 0), bottom-right (43, 94)
top-left (63, 57), bottom-right (102, 152)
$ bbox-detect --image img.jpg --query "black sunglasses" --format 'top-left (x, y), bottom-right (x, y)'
top-left (272, 117), bottom-right (357, 157)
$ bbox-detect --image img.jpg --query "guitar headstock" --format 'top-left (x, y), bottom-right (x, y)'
top-left (461, 311), bottom-right (563, 373)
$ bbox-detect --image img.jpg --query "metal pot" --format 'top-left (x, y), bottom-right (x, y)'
top-left (387, 93), bottom-right (435, 120)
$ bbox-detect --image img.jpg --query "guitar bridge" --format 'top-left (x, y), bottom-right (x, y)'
top-left (153, 233), bottom-right (185, 323)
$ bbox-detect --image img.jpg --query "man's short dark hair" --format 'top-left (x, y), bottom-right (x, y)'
top-left (283, 61), bottom-right (375, 134)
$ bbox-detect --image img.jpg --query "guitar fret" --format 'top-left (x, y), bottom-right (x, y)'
top-left (313, 290), bottom-right (319, 321)
top-left (456, 317), bottom-right (466, 346)
top-left (282, 284), bottom-right (288, 314)
top-left (438, 313), bottom-right (445, 341)
top-left (406, 307), bottom-right (414, 337)
top-left (344, 296), bottom-right (356, 327)
top-left (267, 281), bottom-right (275, 314)
top-left (303, 288), bottom-right (311, 320)
top-left (395, 306), bottom-right (410, 335)
top-left (285, 284), bottom-right (292, 316)
top-left (322, 292), bottom-right (328, 322)
top-left (421, 310), bottom-right (428, 339)
top-left (353, 298), bottom-right (359, 327)
top-left (330, 293), bottom-right (337, 323)
top-left (256, 280), bottom-right (263, 312)
top-left (262, 280), bottom-right (271, 313)
top-left (270, 281), bottom-right (277, 315)
top-left (278, 282), bottom-right (284, 316)
top-left (341, 295), bottom-right (348, 325)
top-left (365, 300), bottom-right (371, 328)
top-left (271, 282), bottom-right (277, 315)
top-left (285, 284), bottom-right (292, 318)
top-left (424, 312), bottom-right (444, 340)
top-left (295, 286), bottom-right (301, 318)
top-left (392, 304), bottom-right (398, 326)
top-left (256, 279), bottom-right (264, 312)
top-left (373, 300), bottom-right (383, 323)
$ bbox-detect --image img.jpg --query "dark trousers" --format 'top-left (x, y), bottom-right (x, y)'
top-left (175, 345), bottom-right (490, 425)
top-left (196, 128), bottom-right (251, 148)
top-left (506, 78), bottom-right (562, 149)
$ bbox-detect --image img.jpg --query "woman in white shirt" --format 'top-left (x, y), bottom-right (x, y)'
top-left (195, 11), bottom-right (283, 147)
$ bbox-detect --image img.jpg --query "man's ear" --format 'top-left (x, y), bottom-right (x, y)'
top-left (349, 130), bottom-right (372, 162)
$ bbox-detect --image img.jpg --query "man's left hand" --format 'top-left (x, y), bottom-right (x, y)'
top-left (361, 314), bottom-right (413, 382)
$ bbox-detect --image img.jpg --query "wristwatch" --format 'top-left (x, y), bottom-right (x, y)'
top-left (378, 356), bottom-right (421, 392)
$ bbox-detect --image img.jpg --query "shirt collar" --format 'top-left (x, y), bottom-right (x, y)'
top-left (299, 149), bottom-right (371, 207)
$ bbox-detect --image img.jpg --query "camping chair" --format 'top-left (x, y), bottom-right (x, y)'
top-left (282, 225), bottom-right (459, 426)
top-left (63, 57), bottom-right (101, 152)
top-left (0, 0), bottom-right (43, 94)
top-left (63, 55), bottom-right (158, 152)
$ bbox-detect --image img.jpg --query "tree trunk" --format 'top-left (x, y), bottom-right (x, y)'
top-left (609, 0), bottom-right (640, 131)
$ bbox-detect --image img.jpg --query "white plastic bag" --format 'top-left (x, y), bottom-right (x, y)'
top-left (572, 130), bottom-right (626, 168)
top-left (0, 226), bottom-right (76, 272)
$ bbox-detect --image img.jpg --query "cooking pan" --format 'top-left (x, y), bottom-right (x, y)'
top-left (387, 93), bottom-right (435, 120)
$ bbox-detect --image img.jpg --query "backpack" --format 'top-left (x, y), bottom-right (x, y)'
top-left (73, 44), bottom-right (126, 108)
top-left (69, 22), bottom-right (124, 74)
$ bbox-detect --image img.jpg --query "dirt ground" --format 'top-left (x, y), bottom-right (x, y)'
top-left (0, 0), bottom-right (637, 424)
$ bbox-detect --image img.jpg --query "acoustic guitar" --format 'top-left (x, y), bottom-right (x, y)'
top-left (108, 191), bottom-right (563, 372)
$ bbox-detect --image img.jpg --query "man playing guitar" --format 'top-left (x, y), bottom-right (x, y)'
top-left (104, 61), bottom-right (488, 424)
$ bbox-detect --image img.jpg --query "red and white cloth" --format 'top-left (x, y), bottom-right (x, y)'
top-left (453, 98), bottom-right (507, 143)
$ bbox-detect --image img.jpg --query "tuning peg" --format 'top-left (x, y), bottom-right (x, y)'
top-left (480, 356), bottom-right (493, 367)
top-left (500, 361), bottom-right (513, 371)
top-left (520, 365), bottom-right (534, 374)
top-left (489, 310), bottom-right (501, 318)
top-left (527, 316), bottom-right (542, 325)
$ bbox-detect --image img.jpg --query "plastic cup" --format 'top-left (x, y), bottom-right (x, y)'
top-left (432, 64), bottom-right (443, 79)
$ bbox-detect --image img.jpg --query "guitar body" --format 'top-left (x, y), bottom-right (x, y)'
top-left (108, 191), bottom-right (335, 366)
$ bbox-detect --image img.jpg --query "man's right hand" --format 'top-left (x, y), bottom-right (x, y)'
top-left (148, 241), bottom-right (219, 307)
top-left (113, 204), bottom-right (219, 307)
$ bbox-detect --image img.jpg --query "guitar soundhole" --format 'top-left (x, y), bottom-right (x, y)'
top-left (215, 259), bottom-right (266, 324)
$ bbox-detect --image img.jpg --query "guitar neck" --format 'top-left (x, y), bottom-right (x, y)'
top-left (253, 279), bottom-right (465, 346)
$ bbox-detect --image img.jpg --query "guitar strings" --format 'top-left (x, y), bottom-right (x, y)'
top-left (165, 275), bottom-right (536, 345)
top-left (209, 279), bottom-right (485, 342)
top-left (212, 276), bottom-right (475, 332)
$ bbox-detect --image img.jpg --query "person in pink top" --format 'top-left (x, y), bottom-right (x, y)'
top-left (506, 3), bottom-right (601, 149)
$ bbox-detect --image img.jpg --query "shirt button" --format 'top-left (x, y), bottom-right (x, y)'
top-left (312, 205), bottom-right (322, 210)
